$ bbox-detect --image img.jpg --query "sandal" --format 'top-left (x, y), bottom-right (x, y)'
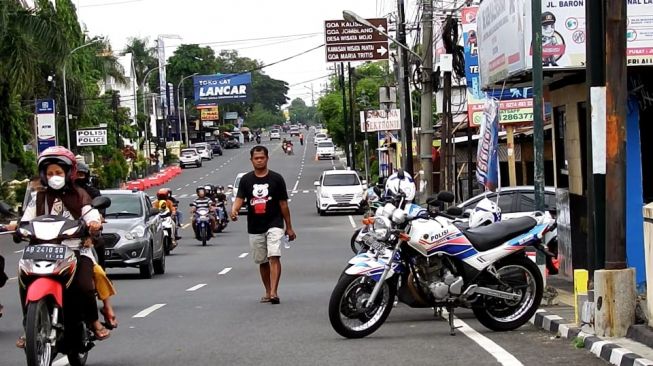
top-left (260, 296), bottom-right (271, 303)
top-left (16, 336), bottom-right (25, 349)
top-left (93, 326), bottom-right (111, 341)
top-left (101, 308), bottom-right (118, 329)
top-left (270, 296), bottom-right (280, 305)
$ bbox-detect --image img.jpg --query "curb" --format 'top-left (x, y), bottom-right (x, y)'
top-left (531, 310), bottom-right (653, 366)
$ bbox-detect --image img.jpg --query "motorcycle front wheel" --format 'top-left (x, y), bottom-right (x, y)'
top-left (328, 274), bottom-right (396, 339)
top-left (25, 299), bottom-right (54, 366)
top-left (472, 254), bottom-right (544, 331)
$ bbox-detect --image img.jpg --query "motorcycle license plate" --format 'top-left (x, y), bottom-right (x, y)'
top-left (23, 245), bottom-right (66, 261)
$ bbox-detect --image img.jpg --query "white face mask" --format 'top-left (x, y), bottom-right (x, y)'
top-left (48, 175), bottom-right (66, 190)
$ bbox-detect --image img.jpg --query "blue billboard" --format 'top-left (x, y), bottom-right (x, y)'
top-left (193, 73), bottom-right (252, 107)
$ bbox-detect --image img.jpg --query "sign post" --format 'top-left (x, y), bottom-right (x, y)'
top-left (36, 99), bottom-right (57, 154)
top-left (324, 18), bottom-right (389, 62)
top-left (76, 129), bottom-right (108, 147)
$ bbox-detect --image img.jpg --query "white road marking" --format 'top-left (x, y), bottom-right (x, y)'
top-left (288, 199), bottom-right (292, 202)
top-left (52, 357), bottom-right (69, 366)
top-left (192, 194), bottom-right (197, 197)
top-left (179, 194), bottom-right (188, 198)
top-left (348, 215), bottom-right (356, 228)
top-left (14, 249), bottom-right (23, 253)
top-left (9, 276), bottom-right (17, 281)
top-left (238, 252), bottom-right (249, 258)
top-left (292, 180), bottom-right (299, 191)
top-left (442, 309), bottom-right (523, 366)
top-left (185, 184), bottom-right (189, 187)
top-left (193, 181), bottom-right (197, 184)
top-left (303, 190), bottom-right (309, 194)
top-left (176, 187), bottom-right (182, 191)
top-left (182, 223), bottom-right (191, 229)
top-left (133, 304), bottom-right (166, 318)
top-left (292, 190), bottom-right (298, 194)
top-left (218, 267), bottom-right (232, 275)
top-left (186, 284), bottom-right (207, 292)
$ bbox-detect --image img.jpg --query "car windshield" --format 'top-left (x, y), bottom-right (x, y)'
top-left (316, 134), bottom-right (327, 139)
top-left (181, 149), bottom-right (196, 155)
top-left (318, 142), bottom-right (334, 148)
top-left (323, 174), bottom-right (360, 186)
top-left (104, 194), bottom-right (142, 217)
top-left (194, 145), bottom-right (206, 151)
top-left (270, 130), bottom-right (279, 134)
top-left (235, 176), bottom-right (242, 188)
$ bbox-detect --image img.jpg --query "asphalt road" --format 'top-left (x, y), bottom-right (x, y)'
top-left (0, 132), bottom-right (607, 366)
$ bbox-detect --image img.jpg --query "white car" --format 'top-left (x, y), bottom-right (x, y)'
top-left (314, 133), bottom-right (328, 146)
top-left (316, 141), bottom-right (336, 160)
top-left (229, 172), bottom-right (248, 214)
top-left (315, 170), bottom-right (367, 215)
top-left (270, 129), bottom-right (281, 140)
top-left (179, 148), bottom-right (202, 168)
top-left (192, 143), bottom-right (213, 160)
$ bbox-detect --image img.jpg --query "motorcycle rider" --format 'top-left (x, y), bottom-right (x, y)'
top-left (154, 188), bottom-right (178, 246)
top-left (190, 186), bottom-right (217, 237)
top-left (299, 132), bottom-right (304, 146)
top-left (213, 185), bottom-right (229, 225)
top-left (17, 146), bottom-right (111, 347)
top-left (0, 222), bottom-right (16, 319)
top-left (166, 189), bottom-right (183, 234)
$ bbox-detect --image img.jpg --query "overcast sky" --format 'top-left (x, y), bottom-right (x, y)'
top-left (75, 0), bottom-right (415, 104)
top-left (72, 0), bottom-right (419, 107)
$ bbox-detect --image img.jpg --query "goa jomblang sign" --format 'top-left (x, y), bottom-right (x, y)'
top-left (76, 129), bottom-right (107, 147)
top-left (193, 73), bottom-right (252, 107)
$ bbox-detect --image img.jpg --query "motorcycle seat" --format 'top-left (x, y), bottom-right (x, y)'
top-left (462, 217), bottom-right (537, 252)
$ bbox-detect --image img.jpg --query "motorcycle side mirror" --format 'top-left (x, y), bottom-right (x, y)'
top-left (361, 180), bottom-right (367, 186)
top-left (426, 196), bottom-right (441, 207)
top-left (91, 196), bottom-right (111, 210)
top-left (446, 207), bottom-right (463, 216)
top-left (0, 201), bottom-right (13, 216)
top-left (436, 191), bottom-right (455, 203)
top-left (149, 207), bottom-right (160, 216)
top-left (314, 181), bottom-right (320, 187)
top-left (373, 186), bottom-right (383, 195)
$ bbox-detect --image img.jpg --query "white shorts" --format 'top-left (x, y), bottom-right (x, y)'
top-left (248, 227), bottom-right (284, 264)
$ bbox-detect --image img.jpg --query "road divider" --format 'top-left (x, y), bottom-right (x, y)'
top-left (186, 284), bottom-right (207, 292)
top-left (133, 303), bottom-right (166, 318)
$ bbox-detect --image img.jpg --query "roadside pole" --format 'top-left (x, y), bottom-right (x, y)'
top-left (348, 63), bottom-right (357, 170)
top-left (397, 0), bottom-right (414, 175)
top-left (339, 63), bottom-right (351, 168)
top-left (419, 0), bottom-right (434, 201)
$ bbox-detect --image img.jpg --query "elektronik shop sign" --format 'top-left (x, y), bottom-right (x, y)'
top-left (193, 73), bottom-right (252, 108)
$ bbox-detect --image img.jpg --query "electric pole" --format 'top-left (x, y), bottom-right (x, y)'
top-left (532, 0), bottom-right (546, 270)
top-left (419, 0), bottom-right (434, 200)
top-left (441, 15), bottom-right (453, 194)
top-left (397, 0), bottom-right (414, 175)
top-left (349, 63), bottom-right (357, 171)
top-left (339, 63), bottom-right (352, 168)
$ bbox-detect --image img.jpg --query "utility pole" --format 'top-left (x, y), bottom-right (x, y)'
top-left (339, 63), bottom-right (351, 167)
top-left (348, 63), bottom-right (357, 171)
top-left (419, 0), bottom-right (434, 200)
top-left (585, 0), bottom-right (606, 273)
top-left (441, 16), bottom-right (453, 194)
top-left (397, 0), bottom-right (414, 175)
top-left (604, 0), bottom-right (627, 270)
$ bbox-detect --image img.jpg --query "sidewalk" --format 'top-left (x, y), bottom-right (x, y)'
top-left (532, 276), bottom-right (653, 366)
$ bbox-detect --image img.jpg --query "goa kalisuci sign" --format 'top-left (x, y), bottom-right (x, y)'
top-left (193, 73), bottom-right (252, 107)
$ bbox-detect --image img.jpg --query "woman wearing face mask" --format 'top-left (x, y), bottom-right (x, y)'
top-left (16, 146), bottom-right (110, 348)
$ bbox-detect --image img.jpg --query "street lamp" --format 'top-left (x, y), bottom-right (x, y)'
top-left (342, 10), bottom-right (422, 60)
top-left (63, 38), bottom-right (103, 149)
top-left (177, 73), bottom-right (198, 146)
top-left (141, 65), bottom-right (167, 158)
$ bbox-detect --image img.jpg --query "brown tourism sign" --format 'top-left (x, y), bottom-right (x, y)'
top-left (325, 18), bottom-right (389, 62)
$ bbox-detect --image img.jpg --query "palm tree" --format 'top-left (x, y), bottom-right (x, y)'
top-left (123, 37), bottom-right (158, 86)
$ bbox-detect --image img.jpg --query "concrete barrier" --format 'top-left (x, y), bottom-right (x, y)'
top-left (644, 203), bottom-right (653, 327)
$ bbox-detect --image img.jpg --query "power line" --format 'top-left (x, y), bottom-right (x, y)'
top-left (288, 74), bottom-right (332, 87)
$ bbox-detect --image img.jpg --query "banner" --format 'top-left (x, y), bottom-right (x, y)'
top-left (360, 109), bottom-right (401, 132)
top-left (476, 99), bottom-right (500, 191)
top-left (76, 129), bottom-right (107, 146)
top-left (194, 73), bottom-right (252, 107)
top-left (200, 107), bottom-right (219, 121)
top-left (35, 99), bottom-right (56, 153)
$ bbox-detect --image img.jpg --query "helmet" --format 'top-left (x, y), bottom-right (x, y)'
top-left (37, 146), bottom-right (77, 189)
top-left (215, 185), bottom-right (224, 193)
top-left (196, 186), bottom-right (206, 195)
top-left (469, 197), bottom-right (502, 228)
top-left (542, 11), bottom-right (556, 25)
top-left (384, 169), bottom-right (416, 202)
top-left (77, 162), bottom-right (90, 175)
top-left (157, 188), bottom-right (169, 200)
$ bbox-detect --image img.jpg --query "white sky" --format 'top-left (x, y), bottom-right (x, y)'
top-left (73, 0), bottom-right (419, 107)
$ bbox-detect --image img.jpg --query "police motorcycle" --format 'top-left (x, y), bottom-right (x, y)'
top-left (328, 191), bottom-right (554, 339)
top-left (15, 196), bottom-right (112, 366)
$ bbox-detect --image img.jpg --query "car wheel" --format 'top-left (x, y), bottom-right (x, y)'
top-left (153, 248), bottom-right (166, 275)
top-left (139, 244), bottom-right (154, 279)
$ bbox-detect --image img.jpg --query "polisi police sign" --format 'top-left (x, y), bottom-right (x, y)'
top-left (76, 129), bottom-right (107, 147)
top-left (193, 73), bottom-right (252, 107)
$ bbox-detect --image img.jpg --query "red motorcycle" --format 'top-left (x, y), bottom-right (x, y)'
top-left (16, 196), bottom-right (110, 366)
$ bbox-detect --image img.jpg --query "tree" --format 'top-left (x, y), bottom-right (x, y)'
top-left (245, 104), bottom-right (286, 130)
top-left (288, 98), bottom-right (317, 124)
top-left (123, 37), bottom-right (158, 87)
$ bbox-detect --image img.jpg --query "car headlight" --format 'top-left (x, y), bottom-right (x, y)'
top-left (354, 191), bottom-right (363, 199)
top-left (125, 225), bottom-right (146, 240)
top-left (320, 191), bottom-right (330, 199)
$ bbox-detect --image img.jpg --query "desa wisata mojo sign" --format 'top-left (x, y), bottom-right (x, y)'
top-left (193, 73), bottom-right (252, 107)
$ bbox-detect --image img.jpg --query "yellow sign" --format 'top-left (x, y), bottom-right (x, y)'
top-left (200, 107), bottom-right (219, 121)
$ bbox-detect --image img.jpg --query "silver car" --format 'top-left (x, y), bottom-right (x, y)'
top-left (101, 190), bottom-right (166, 279)
top-left (179, 148), bottom-right (202, 168)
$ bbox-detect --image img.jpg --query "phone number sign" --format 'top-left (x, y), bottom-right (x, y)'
top-left (469, 99), bottom-right (533, 126)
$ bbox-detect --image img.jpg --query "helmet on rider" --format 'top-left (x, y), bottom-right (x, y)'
top-left (468, 197), bottom-right (502, 228)
top-left (196, 186), bottom-right (206, 197)
top-left (215, 185), bottom-right (225, 193)
top-left (157, 188), bottom-right (169, 200)
top-left (76, 162), bottom-right (90, 185)
top-left (384, 168), bottom-right (416, 202)
top-left (37, 146), bottom-right (77, 191)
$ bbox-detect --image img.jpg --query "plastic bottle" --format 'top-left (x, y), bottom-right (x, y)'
top-left (282, 235), bottom-right (291, 249)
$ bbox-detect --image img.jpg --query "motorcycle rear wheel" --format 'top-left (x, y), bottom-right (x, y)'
top-left (328, 274), bottom-right (396, 339)
top-left (472, 254), bottom-right (543, 331)
top-left (25, 299), bottom-right (54, 366)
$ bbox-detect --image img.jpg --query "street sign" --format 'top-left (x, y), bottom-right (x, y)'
top-left (360, 109), bottom-right (401, 132)
top-left (35, 99), bottom-right (56, 153)
top-left (76, 129), bottom-right (107, 146)
top-left (324, 18), bottom-right (389, 63)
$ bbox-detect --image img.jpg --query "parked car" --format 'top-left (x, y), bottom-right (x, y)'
top-left (269, 129), bottom-right (281, 140)
top-left (100, 190), bottom-right (166, 279)
top-left (314, 133), bottom-right (328, 146)
top-left (179, 148), bottom-right (202, 168)
top-left (193, 143), bottom-right (213, 160)
top-left (315, 170), bottom-right (367, 215)
top-left (316, 141), bottom-right (336, 160)
top-left (209, 141), bottom-right (223, 156)
top-left (224, 136), bottom-right (241, 149)
top-left (458, 186), bottom-right (557, 218)
top-left (229, 172), bottom-right (248, 214)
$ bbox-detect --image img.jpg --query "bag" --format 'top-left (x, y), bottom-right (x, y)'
top-left (0, 255), bottom-right (8, 288)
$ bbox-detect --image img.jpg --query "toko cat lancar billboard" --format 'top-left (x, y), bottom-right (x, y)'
top-left (193, 73), bottom-right (252, 107)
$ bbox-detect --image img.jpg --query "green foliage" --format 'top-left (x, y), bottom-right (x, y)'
top-left (164, 149), bottom-right (178, 165)
top-left (288, 98), bottom-right (318, 124)
top-left (245, 104), bottom-right (286, 129)
top-left (93, 149), bottom-right (129, 189)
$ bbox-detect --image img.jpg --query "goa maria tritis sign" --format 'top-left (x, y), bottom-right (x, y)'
top-left (193, 73), bottom-right (252, 107)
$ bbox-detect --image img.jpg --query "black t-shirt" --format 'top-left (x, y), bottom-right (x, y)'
top-left (237, 170), bottom-right (288, 234)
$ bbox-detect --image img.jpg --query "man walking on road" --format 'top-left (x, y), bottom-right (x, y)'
top-left (231, 145), bottom-right (296, 304)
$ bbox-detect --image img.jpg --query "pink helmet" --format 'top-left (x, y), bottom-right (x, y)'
top-left (37, 146), bottom-right (78, 188)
